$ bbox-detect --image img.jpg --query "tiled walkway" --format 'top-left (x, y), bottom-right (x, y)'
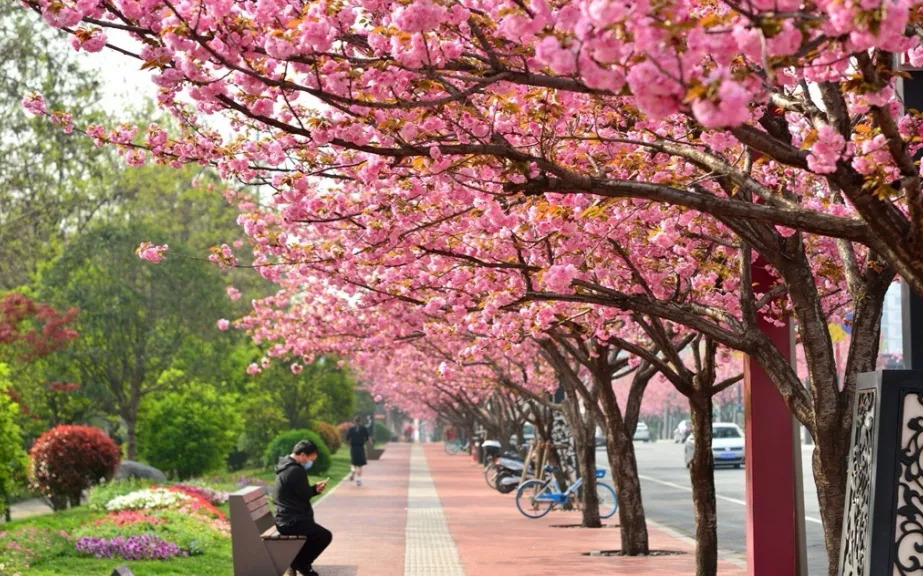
top-left (404, 445), bottom-right (465, 575)
top-left (312, 443), bottom-right (748, 575)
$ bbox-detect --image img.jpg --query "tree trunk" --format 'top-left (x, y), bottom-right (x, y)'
top-left (561, 397), bottom-right (601, 526)
top-left (125, 416), bottom-right (137, 460)
top-left (807, 421), bottom-right (853, 566)
top-left (575, 417), bottom-right (601, 527)
top-left (606, 425), bottom-right (649, 554)
top-left (598, 369), bottom-right (650, 553)
top-left (689, 393), bottom-right (718, 576)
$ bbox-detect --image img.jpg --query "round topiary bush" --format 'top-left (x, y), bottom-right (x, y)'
top-left (313, 422), bottom-right (341, 454)
top-left (374, 422), bottom-right (391, 445)
top-left (30, 425), bottom-right (121, 510)
top-left (263, 429), bottom-right (331, 475)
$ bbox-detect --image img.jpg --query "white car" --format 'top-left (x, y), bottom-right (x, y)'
top-left (633, 422), bottom-right (651, 443)
top-left (684, 423), bottom-right (745, 468)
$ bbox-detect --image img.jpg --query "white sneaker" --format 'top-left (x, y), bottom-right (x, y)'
top-left (356, 478), bottom-right (362, 487)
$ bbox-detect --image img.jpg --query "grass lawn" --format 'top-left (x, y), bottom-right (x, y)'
top-left (3, 449), bottom-right (353, 576)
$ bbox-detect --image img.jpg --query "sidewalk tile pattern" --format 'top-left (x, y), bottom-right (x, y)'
top-left (404, 444), bottom-right (466, 576)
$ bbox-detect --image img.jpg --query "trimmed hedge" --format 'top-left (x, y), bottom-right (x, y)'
top-left (373, 422), bottom-right (391, 444)
top-left (263, 429), bottom-right (331, 475)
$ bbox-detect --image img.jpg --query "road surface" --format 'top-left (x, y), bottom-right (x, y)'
top-left (597, 441), bottom-right (828, 575)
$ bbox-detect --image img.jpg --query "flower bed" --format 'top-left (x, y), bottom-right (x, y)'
top-left (95, 510), bottom-right (167, 527)
top-left (105, 488), bottom-right (189, 511)
top-left (171, 483), bottom-right (229, 505)
top-left (166, 485), bottom-right (228, 520)
top-left (76, 534), bottom-right (187, 560)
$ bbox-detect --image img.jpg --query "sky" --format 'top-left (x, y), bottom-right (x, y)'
top-left (73, 28), bottom-right (157, 118)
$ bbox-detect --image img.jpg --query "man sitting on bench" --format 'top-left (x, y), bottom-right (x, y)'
top-left (273, 440), bottom-right (331, 576)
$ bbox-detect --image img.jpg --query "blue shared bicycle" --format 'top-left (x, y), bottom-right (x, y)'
top-left (515, 466), bottom-right (618, 519)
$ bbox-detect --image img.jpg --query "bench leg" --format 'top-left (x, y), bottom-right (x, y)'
top-left (230, 496), bottom-right (281, 576)
top-left (266, 540), bottom-right (306, 574)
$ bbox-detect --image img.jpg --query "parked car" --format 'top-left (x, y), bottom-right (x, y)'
top-left (684, 423), bottom-right (745, 469)
top-left (594, 425), bottom-right (606, 448)
top-left (633, 422), bottom-right (651, 443)
top-left (673, 420), bottom-right (691, 443)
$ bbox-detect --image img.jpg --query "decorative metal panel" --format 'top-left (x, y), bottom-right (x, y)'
top-left (842, 388), bottom-right (877, 576)
top-left (894, 392), bottom-right (923, 576)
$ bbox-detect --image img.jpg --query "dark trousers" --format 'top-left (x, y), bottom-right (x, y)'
top-left (277, 521), bottom-right (332, 572)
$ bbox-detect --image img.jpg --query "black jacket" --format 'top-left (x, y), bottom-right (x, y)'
top-left (347, 425), bottom-right (370, 447)
top-left (273, 456), bottom-right (319, 527)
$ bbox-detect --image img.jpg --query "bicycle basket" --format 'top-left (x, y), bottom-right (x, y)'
top-left (595, 469), bottom-right (607, 479)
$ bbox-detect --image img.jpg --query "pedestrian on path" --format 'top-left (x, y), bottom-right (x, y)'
top-left (346, 416), bottom-right (370, 486)
top-left (273, 440), bottom-right (332, 576)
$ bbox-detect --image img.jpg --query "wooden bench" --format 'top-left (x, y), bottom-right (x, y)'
top-left (230, 486), bottom-right (308, 576)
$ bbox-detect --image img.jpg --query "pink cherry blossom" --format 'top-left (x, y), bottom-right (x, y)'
top-left (136, 242), bottom-right (168, 263)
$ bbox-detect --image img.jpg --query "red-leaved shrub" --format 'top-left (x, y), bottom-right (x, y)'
top-left (337, 422), bottom-right (351, 443)
top-left (314, 422), bottom-right (341, 454)
top-left (30, 425), bottom-right (120, 510)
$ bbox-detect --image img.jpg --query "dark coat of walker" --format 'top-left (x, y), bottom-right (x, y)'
top-left (347, 425), bottom-right (370, 467)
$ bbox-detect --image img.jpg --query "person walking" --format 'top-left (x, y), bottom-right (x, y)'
top-left (346, 416), bottom-right (370, 486)
top-left (273, 440), bottom-right (331, 576)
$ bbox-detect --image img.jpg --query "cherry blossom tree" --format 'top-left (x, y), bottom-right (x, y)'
top-left (16, 0), bottom-right (921, 571)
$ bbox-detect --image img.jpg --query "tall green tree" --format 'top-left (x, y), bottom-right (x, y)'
top-left (0, 6), bottom-right (118, 288)
top-left (252, 356), bottom-right (356, 429)
top-left (38, 222), bottom-right (234, 459)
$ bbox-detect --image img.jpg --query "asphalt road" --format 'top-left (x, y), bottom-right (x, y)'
top-left (597, 441), bottom-right (828, 575)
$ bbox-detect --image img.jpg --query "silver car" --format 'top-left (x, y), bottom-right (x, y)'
top-left (684, 423), bottom-right (745, 469)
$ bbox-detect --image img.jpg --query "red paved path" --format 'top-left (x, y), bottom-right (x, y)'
top-left (314, 443), bottom-right (410, 576)
top-left (424, 444), bottom-right (748, 576)
top-left (311, 442), bottom-right (748, 575)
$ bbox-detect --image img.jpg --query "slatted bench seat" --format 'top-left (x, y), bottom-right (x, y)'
top-left (230, 486), bottom-right (309, 576)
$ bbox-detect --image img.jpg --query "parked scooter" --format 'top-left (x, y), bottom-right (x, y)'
top-left (493, 453), bottom-right (535, 494)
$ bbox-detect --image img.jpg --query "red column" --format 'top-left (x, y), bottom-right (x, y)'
top-left (744, 260), bottom-right (797, 576)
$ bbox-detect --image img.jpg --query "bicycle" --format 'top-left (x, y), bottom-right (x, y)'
top-left (515, 466), bottom-right (618, 519)
top-left (444, 438), bottom-right (462, 455)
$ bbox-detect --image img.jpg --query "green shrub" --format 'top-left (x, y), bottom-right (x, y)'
top-left (0, 364), bottom-right (28, 518)
top-left (374, 422), bottom-right (391, 444)
top-left (138, 386), bottom-right (242, 480)
top-left (237, 394), bottom-right (288, 467)
top-left (263, 429), bottom-right (331, 475)
top-left (313, 422), bottom-right (341, 454)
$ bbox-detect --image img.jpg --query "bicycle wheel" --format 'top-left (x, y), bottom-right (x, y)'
top-left (444, 441), bottom-right (459, 456)
top-left (596, 482), bottom-right (619, 519)
top-left (516, 479), bottom-right (555, 519)
top-left (485, 461), bottom-right (499, 489)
